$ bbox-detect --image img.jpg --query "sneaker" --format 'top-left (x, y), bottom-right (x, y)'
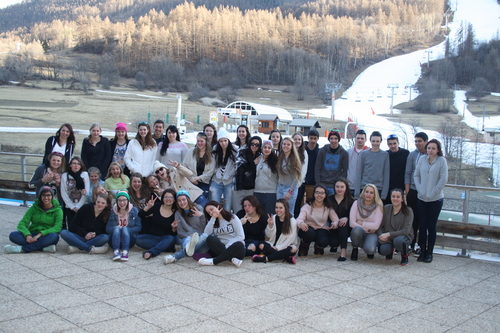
top-left (401, 254), bottom-right (409, 266)
top-left (120, 251), bottom-right (129, 261)
top-left (413, 247), bottom-right (421, 257)
top-left (313, 244), bottom-right (324, 255)
top-left (90, 245), bottom-right (109, 254)
top-left (198, 258), bottom-right (214, 266)
top-left (337, 256), bottom-right (347, 262)
top-left (163, 254), bottom-right (176, 265)
top-left (231, 258), bottom-right (242, 268)
top-left (385, 254), bottom-right (393, 260)
top-left (4, 245), bottom-right (22, 254)
top-left (42, 245), bottom-right (56, 253)
top-left (367, 254), bottom-right (374, 259)
top-left (252, 254), bottom-right (266, 263)
top-left (112, 250), bottom-right (121, 261)
top-left (185, 233), bottom-right (199, 257)
top-left (330, 247), bottom-right (338, 253)
top-left (67, 245), bottom-right (82, 254)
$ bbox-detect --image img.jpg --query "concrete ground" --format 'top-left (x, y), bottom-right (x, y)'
top-left (1, 204), bottom-right (499, 333)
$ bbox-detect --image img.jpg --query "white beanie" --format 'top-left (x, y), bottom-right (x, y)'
top-left (218, 127), bottom-right (230, 140)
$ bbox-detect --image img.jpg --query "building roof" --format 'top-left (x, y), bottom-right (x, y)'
top-left (226, 101), bottom-right (293, 123)
top-left (289, 119), bottom-right (321, 128)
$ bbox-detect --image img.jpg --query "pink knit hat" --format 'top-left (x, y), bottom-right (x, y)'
top-left (115, 122), bottom-right (128, 132)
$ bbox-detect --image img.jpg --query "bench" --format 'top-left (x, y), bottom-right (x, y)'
top-left (436, 220), bottom-right (500, 255)
top-left (0, 179), bottom-right (36, 204)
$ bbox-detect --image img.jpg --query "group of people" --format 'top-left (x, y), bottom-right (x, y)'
top-left (5, 121), bottom-right (448, 266)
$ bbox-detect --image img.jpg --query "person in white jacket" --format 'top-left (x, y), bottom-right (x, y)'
top-left (252, 199), bottom-right (299, 264)
top-left (61, 156), bottom-right (90, 229)
top-left (124, 123), bottom-right (157, 177)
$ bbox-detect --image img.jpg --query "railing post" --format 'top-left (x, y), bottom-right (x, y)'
top-left (458, 189), bottom-right (470, 257)
top-left (21, 156), bottom-right (28, 207)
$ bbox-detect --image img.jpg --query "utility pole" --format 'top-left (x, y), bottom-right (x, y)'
top-left (325, 83), bottom-right (342, 121)
top-left (387, 83), bottom-right (399, 115)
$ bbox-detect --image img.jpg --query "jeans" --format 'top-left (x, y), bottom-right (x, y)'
top-left (260, 242), bottom-right (296, 262)
top-left (194, 194), bottom-right (207, 208)
top-left (206, 235), bottom-right (245, 265)
top-left (135, 234), bottom-right (177, 257)
top-left (298, 227), bottom-right (330, 248)
top-left (197, 182), bottom-right (210, 199)
top-left (60, 230), bottom-right (109, 252)
top-left (9, 231), bottom-right (59, 253)
top-left (244, 239), bottom-right (261, 256)
top-left (406, 189), bottom-right (420, 247)
top-left (109, 226), bottom-right (136, 252)
top-left (326, 187), bottom-right (335, 197)
top-left (417, 198), bottom-right (443, 254)
top-left (379, 235), bottom-right (410, 255)
top-left (350, 226), bottom-right (378, 255)
top-left (173, 233), bottom-right (209, 260)
top-left (276, 183), bottom-right (299, 214)
top-left (330, 224), bottom-right (350, 249)
top-left (254, 192), bottom-right (277, 216)
top-left (210, 181), bottom-right (233, 211)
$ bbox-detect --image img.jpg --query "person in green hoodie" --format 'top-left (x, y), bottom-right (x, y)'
top-left (5, 186), bottom-right (63, 253)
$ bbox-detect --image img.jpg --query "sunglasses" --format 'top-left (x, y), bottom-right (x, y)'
top-left (250, 143), bottom-right (261, 147)
top-left (387, 134), bottom-right (398, 140)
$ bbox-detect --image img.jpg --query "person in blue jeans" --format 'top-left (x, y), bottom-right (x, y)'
top-left (136, 189), bottom-right (178, 260)
top-left (5, 186), bottom-right (62, 254)
top-left (60, 193), bottom-right (111, 254)
top-left (164, 189), bottom-right (208, 264)
top-left (106, 190), bottom-right (141, 261)
top-left (210, 127), bottom-right (237, 211)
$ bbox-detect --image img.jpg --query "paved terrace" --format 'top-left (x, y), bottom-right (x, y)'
top-left (0, 204), bottom-right (499, 333)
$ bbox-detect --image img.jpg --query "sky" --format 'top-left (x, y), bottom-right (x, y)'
top-left (0, 0), bottom-right (23, 9)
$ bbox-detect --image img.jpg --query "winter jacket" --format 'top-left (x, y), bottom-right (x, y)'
top-left (17, 199), bottom-right (63, 237)
top-left (182, 148), bottom-right (216, 184)
top-left (124, 139), bottom-right (158, 177)
top-left (81, 136), bottom-right (111, 180)
top-left (414, 155), bottom-right (448, 202)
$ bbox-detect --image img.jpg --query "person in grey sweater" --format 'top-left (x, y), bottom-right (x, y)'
top-left (315, 130), bottom-right (349, 196)
top-left (414, 139), bottom-right (448, 263)
top-left (404, 132), bottom-right (428, 252)
top-left (253, 140), bottom-right (279, 215)
top-left (354, 131), bottom-right (389, 200)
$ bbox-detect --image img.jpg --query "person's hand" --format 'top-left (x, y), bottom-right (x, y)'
top-left (73, 207), bottom-right (78, 212)
top-left (172, 219), bottom-right (180, 229)
top-left (81, 189), bottom-right (87, 195)
top-left (53, 173), bottom-right (61, 185)
top-left (299, 221), bottom-right (309, 232)
top-left (146, 195), bottom-right (157, 209)
top-left (191, 206), bottom-right (202, 217)
top-left (42, 170), bottom-right (53, 183)
top-left (167, 159), bottom-right (180, 168)
top-left (338, 217), bottom-right (348, 227)
top-left (27, 233), bottom-right (42, 243)
top-left (241, 215), bottom-right (249, 225)
top-left (254, 155), bottom-right (262, 165)
top-left (211, 206), bottom-right (222, 219)
top-left (85, 232), bottom-right (96, 240)
top-left (284, 192), bottom-right (291, 200)
top-left (189, 176), bottom-right (199, 185)
top-left (267, 214), bottom-right (273, 226)
top-left (378, 233), bottom-right (390, 242)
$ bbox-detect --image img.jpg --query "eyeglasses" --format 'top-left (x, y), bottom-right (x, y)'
top-left (387, 134), bottom-right (398, 140)
top-left (71, 162), bottom-right (81, 166)
top-left (41, 194), bottom-right (53, 197)
top-left (314, 191), bottom-right (326, 195)
top-left (250, 143), bottom-right (261, 147)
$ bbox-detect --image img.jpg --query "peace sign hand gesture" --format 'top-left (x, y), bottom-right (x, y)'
top-left (191, 206), bottom-right (202, 217)
top-left (267, 214), bottom-right (274, 227)
top-left (167, 159), bottom-right (179, 168)
top-left (146, 195), bottom-right (157, 209)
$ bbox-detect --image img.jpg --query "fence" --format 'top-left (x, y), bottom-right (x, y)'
top-left (0, 151), bottom-right (499, 255)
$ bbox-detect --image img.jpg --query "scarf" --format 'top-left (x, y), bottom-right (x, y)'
top-left (67, 169), bottom-right (85, 190)
top-left (357, 199), bottom-right (378, 219)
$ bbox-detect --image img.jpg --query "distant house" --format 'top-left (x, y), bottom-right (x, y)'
top-left (484, 127), bottom-right (500, 144)
top-left (225, 101), bottom-right (293, 134)
top-left (288, 119), bottom-right (321, 136)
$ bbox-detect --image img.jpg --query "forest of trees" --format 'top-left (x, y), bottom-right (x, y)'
top-left (0, 0), bottom-right (446, 94)
top-left (415, 22), bottom-right (500, 114)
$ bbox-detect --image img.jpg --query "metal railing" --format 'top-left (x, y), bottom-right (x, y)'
top-left (0, 151), bottom-right (43, 181)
